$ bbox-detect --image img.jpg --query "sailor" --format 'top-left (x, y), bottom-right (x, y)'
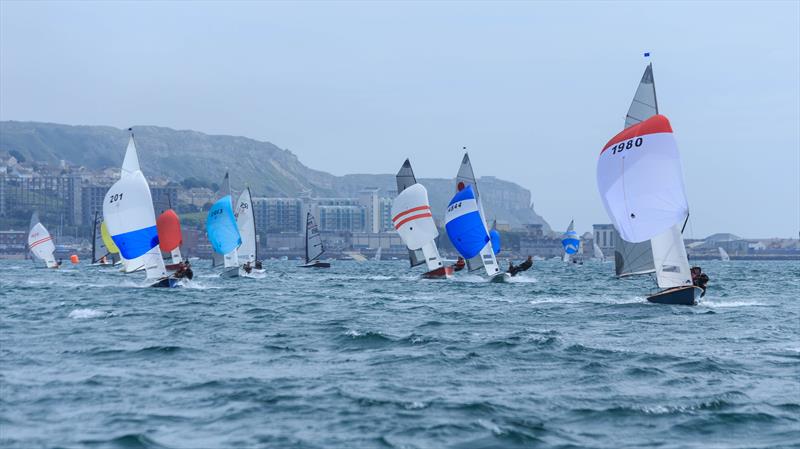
top-left (517, 256), bottom-right (533, 273)
top-left (507, 261), bottom-right (517, 276)
top-left (255, 260), bottom-right (263, 270)
top-left (243, 261), bottom-right (252, 274)
top-left (691, 266), bottom-right (709, 297)
top-left (454, 257), bottom-right (466, 272)
top-left (99, 255), bottom-right (107, 264)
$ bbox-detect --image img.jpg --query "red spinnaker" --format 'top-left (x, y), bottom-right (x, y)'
top-left (156, 209), bottom-right (182, 252)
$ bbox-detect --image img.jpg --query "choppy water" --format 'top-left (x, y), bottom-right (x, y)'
top-left (1, 259), bottom-right (798, 448)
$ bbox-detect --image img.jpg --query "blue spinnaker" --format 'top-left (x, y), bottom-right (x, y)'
top-left (207, 195), bottom-right (242, 255)
top-left (112, 226), bottom-right (159, 260)
top-left (445, 185), bottom-right (489, 260)
top-left (562, 231), bottom-right (580, 255)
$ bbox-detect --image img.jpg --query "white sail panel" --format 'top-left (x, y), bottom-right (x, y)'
top-left (597, 115), bottom-right (689, 243)
top-left (651, 224), bottom-right (692, 289)
top-left (235, 188), bottom-right (256, 265)
top-left (392, 184), bottom-right (438, 250)
top-left (456, 153), bottom-right (479, 196)
top-left (28, 220), bottom-right (57, 268)
top-left (121, 135), bottom-right (141, 178)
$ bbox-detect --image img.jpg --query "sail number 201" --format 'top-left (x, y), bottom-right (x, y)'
top-left (610, 137), bottom-right (643, 155)
top-left (108, 193), bottom-right (124, 203)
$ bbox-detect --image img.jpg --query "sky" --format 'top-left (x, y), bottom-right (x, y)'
top-left (1, 1), bottom-right (798, 238)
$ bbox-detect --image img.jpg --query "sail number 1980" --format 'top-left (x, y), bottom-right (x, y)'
top-left (610, 137), bottom-right (643, 155)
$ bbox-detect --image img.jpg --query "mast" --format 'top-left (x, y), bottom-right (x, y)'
top-left (305, 212), bottom-right (310, 263)
top-left (249, 187), bottom-right (259, 261)
top-left (91, 211), bottom-right (99, 263)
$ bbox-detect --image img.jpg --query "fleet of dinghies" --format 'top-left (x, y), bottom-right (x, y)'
top-left (26, 56), bottom-right (710, 303)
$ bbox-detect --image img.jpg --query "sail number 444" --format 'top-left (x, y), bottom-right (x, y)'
top-left (610, 137), bottom-right (643, 155)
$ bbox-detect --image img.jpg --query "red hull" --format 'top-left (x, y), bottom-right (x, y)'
top-left (422, 266), bottom-right (454, 279)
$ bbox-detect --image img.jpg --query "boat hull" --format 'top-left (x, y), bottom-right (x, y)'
top-left (149, 277), bottom-right (180, 288)
top-left (646, 285), bottom-right (702, 306)
top-left (299, 261), bottom-right (331, 268)
top-left (489, 272), bottom-right (512, 283)
top-left (421, 266), bottom-right (454, 279)
top-left (220, 266), bottom-right (241, 278)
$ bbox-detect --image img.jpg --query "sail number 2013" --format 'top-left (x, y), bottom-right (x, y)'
top-left (108, 193), bottom-right (123, 203)
top-left (610, 137), bottom-right (643, 155)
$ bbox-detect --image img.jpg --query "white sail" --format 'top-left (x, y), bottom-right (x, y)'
top-left (651, 224), bottom-right (692, 289)
top-left (391, 182), bottom-right (444, 272)
top-left (374, 246), bottom-right (382, 261)
top-left (593, 242), bottom-right (605, 261)
top-left (235, 188), bottom-right (256, 265)
top-left (719, 247), bottom-right (730, 262)
top-left (454, 153), bottom-right (501, 276)
top-left (170, 248), bottom-right (183, 265)
top-left (121, 134), bottom-right (141, 178)
top-left (103, 170), bottom-right (167, 281)
top-left (28, 213), bottom-right (57, 268)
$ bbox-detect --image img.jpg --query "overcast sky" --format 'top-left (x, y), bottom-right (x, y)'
top-left (1, 1), bottom-right (798, 238)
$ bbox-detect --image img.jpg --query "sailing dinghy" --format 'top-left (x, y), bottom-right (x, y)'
top-left (719, 247), bottom-right (730, 262)
top-left (234, 187), bottom-right (265, 276)
top-left (90, 212), bottom-right (116, 266)
top-left (593, 242), bottom-right (606, 262)
top-left (445, 153), bottom-right (509, 282)
top-left (157, 209), bottom-right (184, 271)
top-left (597, 110), bottom-right (702, 305)
top-left (391, 159), bottom-right (453, 279)
top-left (113, 135), bottom-right (147, 274)
top-left (28, 212), bottom-right (58, 268)
top-left (561, 220), bottom-right (580, 263)
top-left (104, 130), bottom-right (179, 288)
top-left (299, 212), bottom-right (330, 268)
top-left (207, 195), bottom-right (245, 278)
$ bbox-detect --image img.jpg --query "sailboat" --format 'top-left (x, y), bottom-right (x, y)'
top-left (593, 242), bottom-right (606, 262)
top-left (104, 130), bottom-right (179, 288)
top-left (234, 187), bottom-right (265, 276)
top-left (157, 209), bottom-right (184, 271)
top-left (391, 159), bottom-right (453, 279)
top-left (597, 63), bottom-right (702, 305)
top-left (445, 153), bottom-right (509, 282)
top-left (561, 220), bottom-right (580, 263)
top-left (719, 247), bottom-right (731, 262)
top-left (211, 172), bottom-right (232, 269)
top-left (113, 135), bottom-right (146, 274)
top-left (99, 221), bottom-right (121, 266)
top-left (299, 212), bottom-right (330, 268)
top-left (27, 212), bottom-right (58, 268)
top-left (373, 246), bottom-right (382, 261)
top-left (207, 195), bottom-right (244, 278)
top-left (90, 212), bottom-right (116, 266)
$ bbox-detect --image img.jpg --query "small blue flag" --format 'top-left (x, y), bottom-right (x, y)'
top-left (644, 52), bottom-right (650, 57)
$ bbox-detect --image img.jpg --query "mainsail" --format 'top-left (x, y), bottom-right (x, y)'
top-left (91, 212), bottom-right (110, 263)
top-left (561, 220), bottom-right (580, 256)
top-left (157, 209), bottom-right (183, 264)
top-left (103, 170), bottom-right (167, 281)
top-left (614, 63), bottom-right (661, 276)
top-left (719, 247), bottom-right (730, 261)
top-left (593, 242), bottom-right (605, 261)
top-left (235, 188), bottom-right (257, 265)
top-left (116, 133), bottom-right (146, 273)
top-left (28, 212), bottom-right (57, 268)
top-left (207, 195), bottom-right (242, 269)
top-left (305, 212), bottom-right (324, 263)
top-left (452, 153), bottom-right (501, 276)
top-left (597, 114), bottom-right (692, 289)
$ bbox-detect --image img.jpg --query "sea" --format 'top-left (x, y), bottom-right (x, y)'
top-left (1, 259), bottom-right (798, 449)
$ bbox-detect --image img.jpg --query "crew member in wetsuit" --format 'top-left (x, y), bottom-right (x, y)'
top-left (454, 257), bottom-right (466, 272)
top-left (255, 260), bottom-right (263, 270)
top-left (691, 266), bottom-right (709, 297)
top-left (508, 261), bottom-right (517, 276)
top-left (517, 256), bottom-right (533, 273)
top-left (243, 261), bottom-right (252, 274)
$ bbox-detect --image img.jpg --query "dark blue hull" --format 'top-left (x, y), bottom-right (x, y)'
top-left (646, 285), bottom-right (702, 306)
top-left (150, 277), bottom-right (180, 288)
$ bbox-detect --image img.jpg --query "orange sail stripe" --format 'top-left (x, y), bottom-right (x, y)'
top-left (601, 114), bottom-right (673, 154)
top-left (392, 205), bottom-right (430, 223)
top-left (29, 236), bottom-right (53, 248)
top-left (394, 212), bottom-right (433, 229)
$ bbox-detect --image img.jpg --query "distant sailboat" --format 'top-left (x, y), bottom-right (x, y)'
top-left (234, 187), bottom-right (265, 275)
top-left (300, 212), bottom-right (330, 268)
top-left (561, 220), bottom-right (580, 263)
top-left (593, 242), bottom-right (606, 262)
top-left (207, 195), bottom-right (244, 278)
top-left (445, 153), bottom-right (508, 282)
top-left (28, 212), bottom-right (58, 268)
top-left (374, 246), bottom-right (382, 261)
top-left (391, 159), bottom-right (452, 279)
top-left (719, 247), bottom-right (730, 262)
top-left (157, 209), bottom-right (183, 270)
top-left (104, 130), bottom-right (178, 287)
top-left (100, 221), bottom-right (121, 265)
top-left (90, 212), bottom-right (115, 266)
top-left (597, 75), bottom-right (702, 304)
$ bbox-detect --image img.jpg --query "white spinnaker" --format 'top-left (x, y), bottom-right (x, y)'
top-left (235, 188), bottom-right (256, 265)
top-left (103, 171), bottom-right (167, 280)
top-left (651, 224), bottom-right (692, 289)
top-left (391, 183), bottom-right (444, 272)
top-left (28, 222), bottom-right (57, 267)
top-left (597, 128), bottom-right (689, 243)
top-left (454, 153), bottom-right (500, 276)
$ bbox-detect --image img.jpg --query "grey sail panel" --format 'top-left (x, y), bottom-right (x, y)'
top-left (625, 63), bottom-right (658, 129)
top-left (615, 238), bottom-right (655, 277)
top-left (466, 254), bottom-right (484, 272)
top-left (305, 212), bottom-right (324, 263)
top-left (456, 153), bottom-right (479, 197)
top-left (91, 212), bottom-right (109, 263)
top-left (396, 159), bottom-right (417, 194)
top-left (408, 248), bottom-right (425, 268)
top-left (29, 211), bottom-right (39, 233)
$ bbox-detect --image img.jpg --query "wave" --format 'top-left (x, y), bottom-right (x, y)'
top-left (80, 433), bottom-right (171, 449)
top-left (68, 308), bottom-right (108, 319)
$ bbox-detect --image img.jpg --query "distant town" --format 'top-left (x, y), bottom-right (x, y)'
top-left (1, 154), bottom-right (798, 262)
